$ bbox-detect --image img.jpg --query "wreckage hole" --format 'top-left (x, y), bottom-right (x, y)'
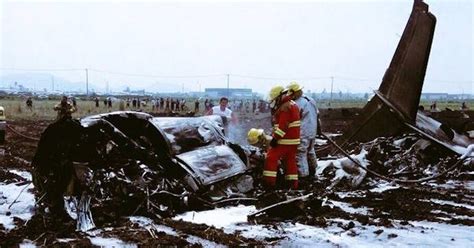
top-left (101, 113), bottom-right (172, 159)
top-left (152, 117), bottom-right (226, 155)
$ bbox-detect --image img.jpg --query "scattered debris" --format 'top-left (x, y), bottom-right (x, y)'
top-left (1, 0), bottom-right (473, 246)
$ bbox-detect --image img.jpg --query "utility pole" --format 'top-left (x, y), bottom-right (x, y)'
top-left (226, 74), bottom-right (230, 96)
top-left (85, 68), bottom-right (89, 96)
top-left (330, 76), bottom-right (334, 106)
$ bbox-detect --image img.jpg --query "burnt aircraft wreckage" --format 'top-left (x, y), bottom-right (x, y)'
top-left (32, 113), bottom-right (262, 230)
top-left (32, 0), bottom-right (472, 230)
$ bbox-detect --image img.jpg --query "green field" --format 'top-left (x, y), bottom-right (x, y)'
top-left (0, 98), bottom-right (472, 121)
top-left (316, 99), bottom-right (473, 110)
top-left (0, 99), bottom-right (203, 121)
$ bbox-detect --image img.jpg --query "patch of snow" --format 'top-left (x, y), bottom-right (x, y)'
top-left (335, 191), bottom-right (366, 198)
top-left (465, 181), bottom-right (474, 191)
top-left (174, 205), bottom-right (255, 229)
top-left (89, 237), bottom-right (136, 248)
top-left (85, 228), bottom-right (141, 247)
top-left (430, 199), bottom-right (474, 211)
top-left (129, 216), bottom-right (224, 247)
top-left (57, 238), bottom-right (76, 243)
top-left (174, 205), bottom-right (474, 247)
top-left (9, 170), bottom-right (33, 181)
top-left (0, 172), bottom-right (35, 230)
top-left (323, 219), bottom-right (474, 247)
top-left (152, 224), bottom-right (178, 236)
top-left (186, 236), bottom-right (226, 248)
top-left (327, 200), bottom-right (371, 215)
top-left (129, 216), bottom-right (153, 226)
top-left (19, 240), bottom-right (36, 248)
top-left (430, 210), bottom-right (474, 221)
top-left (130, 216), bottom-right (178, 236)
top-left (369, 182), bottom-right (400, 193)
top-left (429, 180), bottom-right (474, 191)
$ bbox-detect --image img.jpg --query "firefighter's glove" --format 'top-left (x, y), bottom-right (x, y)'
top-left (270, 138), bottom-right (278, 148)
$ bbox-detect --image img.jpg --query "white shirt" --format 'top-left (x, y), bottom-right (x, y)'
top-left (212, 106), bottom-right (233, 119)
top-left (294, 95), bottom-right (318, 138)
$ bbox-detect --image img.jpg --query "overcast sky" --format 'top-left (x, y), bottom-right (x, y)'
top-left (1, 0), bottom-right (472, 94)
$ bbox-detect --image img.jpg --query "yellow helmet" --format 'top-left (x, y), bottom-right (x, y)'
top-left (0, 106), bottom-right (5, 121)
top-left (247, 128), bottom-right (264, 145)
top-left (287, 81), bottom-right (303, 94)
top-left (268, 85), bottom-right (285, 102)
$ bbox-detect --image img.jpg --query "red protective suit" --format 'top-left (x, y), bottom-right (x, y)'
top-left (264, 97), bottom-right (301, 189)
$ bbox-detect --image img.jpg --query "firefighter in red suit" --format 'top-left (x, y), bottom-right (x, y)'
top-left (264, 85), bottom-right (301, 190)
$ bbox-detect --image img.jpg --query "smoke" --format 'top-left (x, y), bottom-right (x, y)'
top-left (226, 122), bottom-right (248, 145)
top-left (226, 114), bottom-right (273, 145)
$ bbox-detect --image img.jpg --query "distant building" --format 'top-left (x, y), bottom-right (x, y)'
top-left (421, 93), bottom-right (449, 100)
top-left (204, 88), bottom-right (253, 98)
top-left (130, 89), bottom-right (146, 95)
top-left (446, 94), bottom-right (473, 100)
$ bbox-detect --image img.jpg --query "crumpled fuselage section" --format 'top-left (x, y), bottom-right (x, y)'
top-left (32, 111), bottom-right (260, 230)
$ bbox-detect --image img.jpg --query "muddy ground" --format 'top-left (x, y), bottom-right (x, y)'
top-left (0, 111), bottom-right (473, 246)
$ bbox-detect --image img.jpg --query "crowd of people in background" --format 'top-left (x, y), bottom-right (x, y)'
top-left (425, 100), bottom-right (470, 113)
top-left (21, 95), bottom-right (470, 118)
top-left (89, 96), bottom-right (272, 115)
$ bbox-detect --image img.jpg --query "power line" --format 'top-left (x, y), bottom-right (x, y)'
top-left (1, 67), bottom-right (472, 85)
top-left (425, 79), bottom-right (474, 84)
top-left (0, 67), bottom-right (83, 72)
top-left (231, 74), bottom-right (331, 80)
top-left (335, 76), bottom-right (376, 81)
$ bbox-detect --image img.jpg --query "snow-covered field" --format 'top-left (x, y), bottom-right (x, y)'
top-left (174, 204), bottom-right (474, 247)
top-left (1, 170), bottom-right (473, 247)
top-left (0, 170), bottom-right (35, 230)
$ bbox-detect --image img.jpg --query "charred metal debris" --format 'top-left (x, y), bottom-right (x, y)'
top-left (30, 0), bottom-right (472, 230)
top-left (32, 112), bottom-right (264, 230)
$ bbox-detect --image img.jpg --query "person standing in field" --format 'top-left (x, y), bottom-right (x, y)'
top-left (155, 98), bottom-right (161, 112)
top-left (160, 98), bottom-right (164, 111)
top-left (165, 98), bottom-right (170, 111)
top-left (54, 96), bottom-right (76, 121)
top-left (71, 97), bottom-right (77, 110)
top-left (180, 99), bottom-right (186, 111)
top-left (151, 99), bottom-right (156, 111)
top-left (204, 99), bottom-right (209, 113)
top-left (206, 97), bottom-right (236, 124)
top-left (287, 82), bottom-right (319, 182)
top-left (26, 97), bottom-right (33, 111)
top-left (194, 99), bottom-right (200, 113)
top-left (264, 85), bottom-right (301, 190)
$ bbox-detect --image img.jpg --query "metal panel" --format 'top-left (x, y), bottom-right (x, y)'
top-left (176, 145), bottom-right (247, 185)
top-left (152, 116), bottom-right (225, 155)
